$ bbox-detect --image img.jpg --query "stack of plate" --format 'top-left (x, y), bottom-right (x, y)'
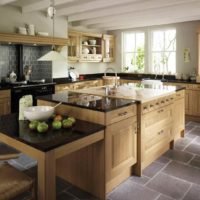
top-left (18, 27), bottom-right (27, 35)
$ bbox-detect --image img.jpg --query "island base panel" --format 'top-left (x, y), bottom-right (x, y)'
top-left (106, 167), bottom-right (133, 193)
top-left (56, 140), bottom-right (105, 200)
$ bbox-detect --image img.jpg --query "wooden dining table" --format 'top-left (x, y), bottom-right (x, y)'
top-left (0, 114), bottom-right (105, 200)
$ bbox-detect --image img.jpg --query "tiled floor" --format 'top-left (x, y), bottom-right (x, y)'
top-left (2, 120), bottom-right (200, 200)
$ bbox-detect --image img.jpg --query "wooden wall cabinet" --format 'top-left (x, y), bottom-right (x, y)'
top-left (68, 30), bottom-right (115, 63)
top-left (0, 90), bottom-right (11, 116)
top-left (102, 34), bottom-right (115, 63)
top-left (68, 31), bottom-right (80, 62)
top-left (79, 32), bottom-right (103, 62)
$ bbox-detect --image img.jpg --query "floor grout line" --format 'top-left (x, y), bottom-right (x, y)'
top-left (180, 183), bottom-right (193, 200)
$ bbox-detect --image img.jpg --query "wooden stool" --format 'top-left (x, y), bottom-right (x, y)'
top-left (0, 143), bottom-right (36, 200)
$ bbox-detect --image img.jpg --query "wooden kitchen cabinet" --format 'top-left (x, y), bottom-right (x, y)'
top-left (0, 90), bottom-right (11, 116)
top-left (140, 98), bottom-right (174, 169)
top-left (55, 83), bottom-right (74, 93)
top-left (55, 80), bottom-right (103, 93)
top-left (68, 30), bottom-right (115, 63)
top-left (80, 32), bottom-right (103, 62)
top-left (102, 34), bottom-right (115, 62)
top-left (173, 95), bottom-right (185, 140)
top-left (68, 31), bottom-right (80, 62)
top-left (105, 116), bottom-right (137, 184)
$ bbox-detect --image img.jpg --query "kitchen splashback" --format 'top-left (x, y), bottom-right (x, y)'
top-left (0, 44), bottom-right (52, 81)
top-left (23, 45), bottom-right (52, 80)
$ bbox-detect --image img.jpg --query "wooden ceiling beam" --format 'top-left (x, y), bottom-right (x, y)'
top-left (22, 0), bottom-right (75, 13)
top-left (0, 0), bottom-right (17, 5)
top-left (104, 15), bottom-right (200, 30)
top-left (85, 2), bottom-right (200, 29)
top-left (57, 0), bottom-right (140, 16)
top-left (70, 0), bottom-right (199, 25)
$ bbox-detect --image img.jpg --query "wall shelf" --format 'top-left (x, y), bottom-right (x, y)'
top-left (0, 32), bottom-right (69, 46)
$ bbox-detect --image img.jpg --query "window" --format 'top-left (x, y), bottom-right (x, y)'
top-left (122, 32), bottom-right (145, 73)
top-left (151, 29), bottom-right (176, 74)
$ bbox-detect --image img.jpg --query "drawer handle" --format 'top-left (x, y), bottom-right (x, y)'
top-left (143, 106), bottom-right (148, 110)
top-left (150, 104), bottom-right (154, 108)
top-left (156, 102), bottom-right (159, 105)
top-left (158, 130), bottom-right (164, 135)
top-left (118, 111), bottom-right (128, 116)
top-left (161, 101), bottom-right (165, 104)
top-left (158, 109), bottom-right (164, 113)
top-left (166, 99), bottom-right (169, 102)
top-left (170, 97), bottom-right (174, 100)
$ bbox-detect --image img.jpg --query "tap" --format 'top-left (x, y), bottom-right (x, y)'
top-left (104, 67), bottom-right (118, 87)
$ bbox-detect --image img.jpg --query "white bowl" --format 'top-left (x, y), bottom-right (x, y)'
top-left (89, 40), bottom-right (96, 45)
top-left (24, 106), bottom-right (54, 121)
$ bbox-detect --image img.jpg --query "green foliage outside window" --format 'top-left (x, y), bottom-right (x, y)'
top-left (131, 47), bottom-right (145, 72)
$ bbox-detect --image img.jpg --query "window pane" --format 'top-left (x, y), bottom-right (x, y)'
top-left (124, 33), bottom-right (135, 52)
top-left (136, 33), bottom-right (145, 49)
top-left (123, 53), bottom-right (134, 71)
top-left (151, 29), bottom-right (176, 74)
top-left (152, 31), bottom-right (164, 51)
top-left (166, 52), bottom-right (176, 74)
top-left (122, 32), bottom-right (145, 72)
top-left (165, 30), bottom-right (176, 51)
top-left (152, 52), bottom-right (164, 73)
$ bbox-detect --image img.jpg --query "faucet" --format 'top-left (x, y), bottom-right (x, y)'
top-left (104, 67), bottom-right (118, 87)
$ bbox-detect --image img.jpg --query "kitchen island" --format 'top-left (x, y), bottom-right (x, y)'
top-left (37, 82), bottom-right (185, 196)
top-left (0, 114), bottom-right (105, 200)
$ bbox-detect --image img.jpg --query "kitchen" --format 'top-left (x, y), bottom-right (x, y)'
top-left (0, 1), bottom-right (200, 200)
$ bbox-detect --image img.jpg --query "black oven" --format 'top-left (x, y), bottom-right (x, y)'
top-left (11, 84), bottom-right (55, 113)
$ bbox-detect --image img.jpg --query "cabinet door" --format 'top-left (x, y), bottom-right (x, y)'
top-left (106, 117), bottom-right (137, 181)
top-left (55, 84), bottom-right (74, 93)
top-left (0, 98), bottom-right (10, 116)
top-left (191, 90), bottom-right (200, 116)
top-left (103, 34), bottom-right (115, 62)
top-left (68, 31), bottom-right (80, 62)
top-left (173, 97), bottom-right (185, 140)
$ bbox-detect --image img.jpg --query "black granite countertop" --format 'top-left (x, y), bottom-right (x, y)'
top-left (0, 81), bottom-right (56, 90)
top-left (0, 113), bottom-right (104, 152)
top-left (37, 91), bottom-right (136, 112)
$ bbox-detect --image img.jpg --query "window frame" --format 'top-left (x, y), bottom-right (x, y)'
top-left (149, 28), bottom-right (176, 74)
top-left (122, 31), bottom-right (145, 73)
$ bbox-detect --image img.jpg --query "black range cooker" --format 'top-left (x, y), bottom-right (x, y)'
top-left (11, 81), bottom-right (55, 113)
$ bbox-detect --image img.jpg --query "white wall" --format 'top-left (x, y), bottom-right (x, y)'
top-left (0, 5), bottom-right (69, 78)
top-left (109, 21), bottom-right (200, 75)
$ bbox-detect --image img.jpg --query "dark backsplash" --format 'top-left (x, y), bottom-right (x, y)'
top-left (0, 44), bottom-right (52, 81)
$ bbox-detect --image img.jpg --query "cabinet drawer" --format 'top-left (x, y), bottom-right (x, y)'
top-left (174, 90), bottom-right (184, 100)
top-left (0, 90), bottom-right (10, 98)
top-left (143, 105), bottom-right (173, 129)
top-left (105, 105), bottom-right (136, 125)
top-left (145, 123), bottom-right (172, 151)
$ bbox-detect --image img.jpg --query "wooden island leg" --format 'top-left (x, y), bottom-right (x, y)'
top-left (37, 151), bottom-right (56, 200)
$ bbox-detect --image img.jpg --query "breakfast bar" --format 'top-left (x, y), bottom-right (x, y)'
top-left (0, 114), bottom-right (105, 200)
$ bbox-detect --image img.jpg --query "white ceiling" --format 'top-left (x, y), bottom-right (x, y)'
top-left (2, 0), bottom-right (200, 30)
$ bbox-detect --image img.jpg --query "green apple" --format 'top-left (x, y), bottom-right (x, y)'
top-left (37, 122), bottom-right (48, 133)
top-left (62, 119), bottom-right (73, 128)
top-left (52, 120), bottom-right (62, 130)
top-left (67, 117), bottom-right (76, 124)
top-left (29, 120), bottom-right (39, 130)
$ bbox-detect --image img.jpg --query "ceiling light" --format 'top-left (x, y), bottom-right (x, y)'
top-left (37, 0), bottom-right (66, 62)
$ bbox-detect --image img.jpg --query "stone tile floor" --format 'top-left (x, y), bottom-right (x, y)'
top-left (2, 120), bottom-right (200, 200)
